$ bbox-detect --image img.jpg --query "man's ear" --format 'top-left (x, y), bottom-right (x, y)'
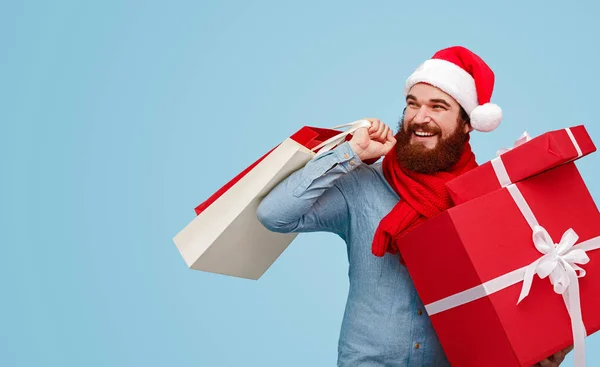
top-left (464, 122), bottom-right (473, 133)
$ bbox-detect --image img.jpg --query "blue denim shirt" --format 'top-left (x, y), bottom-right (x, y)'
top-left (257, 142), bottom-right (450, 366)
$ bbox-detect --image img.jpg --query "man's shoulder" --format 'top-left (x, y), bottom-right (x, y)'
top-left (335, 160), bottom-right (399, 216)
top-left (335, 160), bottom-right (390, 193)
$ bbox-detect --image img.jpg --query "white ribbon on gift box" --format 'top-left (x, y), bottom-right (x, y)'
top-left (424, 129), bottom-right (598, 366)
top-left (496, 131), bottom-right (533, 156)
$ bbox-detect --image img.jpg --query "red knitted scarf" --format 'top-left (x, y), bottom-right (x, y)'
top-left (372, 139), bottom-right (478, 257)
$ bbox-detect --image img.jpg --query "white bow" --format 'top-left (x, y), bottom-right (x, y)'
top-left (518, 226), bottom-right (589, 303)
top-left (518, 225), bottom-right (590, 366)
top-left (497, 131), bottom-right (533, 156)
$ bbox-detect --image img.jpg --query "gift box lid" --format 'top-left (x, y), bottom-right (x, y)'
top-left (446, 125), bottom-right (596, 205)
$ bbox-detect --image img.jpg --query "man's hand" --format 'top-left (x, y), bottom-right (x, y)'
top-left (532, 345), bottom-right (573, 367)
top-left (348, 118), bottom-right (396, 161)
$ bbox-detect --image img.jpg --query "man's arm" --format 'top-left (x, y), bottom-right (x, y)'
top-left (257, 142), bottom-right (361, 237)
top-left (257, 118), bottom-right (396, 237)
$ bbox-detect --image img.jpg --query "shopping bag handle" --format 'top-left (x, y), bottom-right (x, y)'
top-left (311, 119), bottom-right (372, 158)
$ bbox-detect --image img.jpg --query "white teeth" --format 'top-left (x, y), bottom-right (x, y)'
top-left (414, 131), bottom-right (435, 137)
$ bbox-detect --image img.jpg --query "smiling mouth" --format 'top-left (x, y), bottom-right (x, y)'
top-left (413, 130), bottom-right (437, 138)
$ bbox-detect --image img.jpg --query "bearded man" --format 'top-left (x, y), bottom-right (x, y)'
top-left (257, 46), bottom-right (571, 367)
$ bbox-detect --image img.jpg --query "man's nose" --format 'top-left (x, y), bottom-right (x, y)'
top-left (412, 106), bottom-right (431, 124)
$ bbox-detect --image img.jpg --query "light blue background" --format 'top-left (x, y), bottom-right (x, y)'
top-left (2, 1), bottom-right (599, 366)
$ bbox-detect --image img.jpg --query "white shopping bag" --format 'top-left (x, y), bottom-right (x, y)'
top-left (173, 120), bottom-right (370, 279)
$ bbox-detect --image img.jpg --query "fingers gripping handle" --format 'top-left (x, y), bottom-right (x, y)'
top-left (311, 119), bottom-right (372, 158)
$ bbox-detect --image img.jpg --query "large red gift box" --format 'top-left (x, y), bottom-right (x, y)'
top-left (398, 129), bottom-right (600, 366)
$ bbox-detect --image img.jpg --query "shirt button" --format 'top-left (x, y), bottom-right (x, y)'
top-left (415, 343), bottom-right (420, 349)
top-left (417, 309), bottom-right (423, 315)
top-left (344, 153), bottom-right (349, 159)
top-left (349, 160), bottom-right (355, 166)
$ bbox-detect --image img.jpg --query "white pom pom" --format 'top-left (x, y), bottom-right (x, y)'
top-left (470, 103), bottom-right (503, 132)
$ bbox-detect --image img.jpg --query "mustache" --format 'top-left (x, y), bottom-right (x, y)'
top-left (404, 121), bottom-right (441, 134)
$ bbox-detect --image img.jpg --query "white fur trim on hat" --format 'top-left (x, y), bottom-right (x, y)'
top-left (470, 103), bottom-right (502, 132)
top-left (405, 59), bottom-right (478, 114)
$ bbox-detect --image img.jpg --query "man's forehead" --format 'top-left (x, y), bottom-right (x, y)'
top-left (406, 83), bottom-right (458, 104)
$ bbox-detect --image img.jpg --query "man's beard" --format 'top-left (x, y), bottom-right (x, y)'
top-left (394, 116), bottom-right (469, 174)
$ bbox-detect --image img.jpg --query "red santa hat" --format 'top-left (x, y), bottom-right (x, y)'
top-left (404, 46), bottom-right (502, 132)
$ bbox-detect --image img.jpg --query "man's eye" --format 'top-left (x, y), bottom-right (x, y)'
top-left (407, 102), bottom-right (418, 108)
top-left (433, 105), bottom-right (445, 110)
